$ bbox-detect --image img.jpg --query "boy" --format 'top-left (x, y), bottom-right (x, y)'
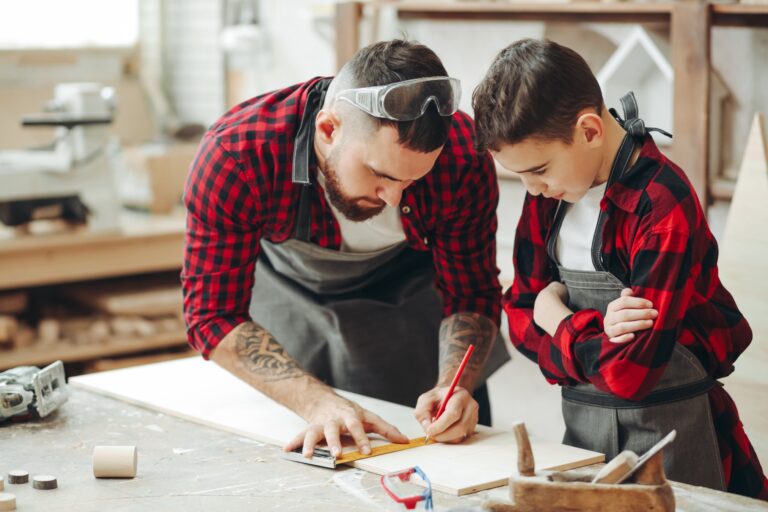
top-left (472, 38), bottom-right (767, 499)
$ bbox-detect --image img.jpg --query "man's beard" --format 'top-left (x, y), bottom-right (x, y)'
top-left (319, 150), bottom-right (386, 222)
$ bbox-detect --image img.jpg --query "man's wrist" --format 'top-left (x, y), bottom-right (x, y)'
top-left (295, 381), bottom-right (339, 418)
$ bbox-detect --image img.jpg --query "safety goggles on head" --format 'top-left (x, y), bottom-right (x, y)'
top-left (335, 76), bottom-right (461, 121)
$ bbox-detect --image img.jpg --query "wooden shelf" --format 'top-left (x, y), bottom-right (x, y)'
top-left (0, 329), bottom-right (188, 369)
top-left (0, 211), bottom-right (185, 291)
top-left (337, 1), bottom-right (768, 207)
top-left (712, 3), bottom-right (768, 27)
top-left (383, 0), bottom-right (673, 23)
top-left (711, 177), bottom-right (736, 200)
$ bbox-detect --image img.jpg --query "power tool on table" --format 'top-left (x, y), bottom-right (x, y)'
top-left (0, 360), bottom-right (68, 422)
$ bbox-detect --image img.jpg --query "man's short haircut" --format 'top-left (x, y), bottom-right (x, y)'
top-left (329, 39), bottom-right (451, 153)
top-left (472, 39), bottom-right (604, 152)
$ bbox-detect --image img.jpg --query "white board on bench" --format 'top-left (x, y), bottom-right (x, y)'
top-left (70, 357), bottom-right (604, 495)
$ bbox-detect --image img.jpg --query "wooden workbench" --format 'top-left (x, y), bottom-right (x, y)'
top-left (2, 389), bottom-right (765, 511)
top-left (0, 211), bottom-right (188, 368)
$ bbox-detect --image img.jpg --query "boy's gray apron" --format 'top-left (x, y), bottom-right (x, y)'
top-left (548, 92), bottom-right (724, 490)
top-left (249, 79), bottom-right (509, 408)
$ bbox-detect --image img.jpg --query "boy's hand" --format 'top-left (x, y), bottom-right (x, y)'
top-left (604, 288), bottom-right (658, 343)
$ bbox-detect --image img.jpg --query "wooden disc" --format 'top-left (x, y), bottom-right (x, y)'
top-left (32, 475), bottom-right (58, 490)
top-left (0, 493), bottom-right (16, 511)
top-left (6, 471), bottom-right (27, 485)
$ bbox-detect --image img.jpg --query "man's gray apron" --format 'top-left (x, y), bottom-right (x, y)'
top-left (549, 92), bottom-right (725, 490)
top-left (249, 79), bottom-right (509, 411)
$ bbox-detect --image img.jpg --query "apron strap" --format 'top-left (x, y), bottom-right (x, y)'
top-left (291, 78), bottom-right (332, 242)
top-left (611, 91), bottom-right (673, 141)
top-left (562, 377), bottom-right (716, 409)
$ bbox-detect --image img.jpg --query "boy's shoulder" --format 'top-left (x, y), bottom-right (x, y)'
top-left (608, 136), bottom-right (705, 236)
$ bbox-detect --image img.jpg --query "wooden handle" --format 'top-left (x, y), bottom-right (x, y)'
top-left (513, 422), bottom-right (535, 477)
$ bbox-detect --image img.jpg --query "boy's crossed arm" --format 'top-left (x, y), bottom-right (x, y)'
top-left (533, 284), bottom-right (657, 344)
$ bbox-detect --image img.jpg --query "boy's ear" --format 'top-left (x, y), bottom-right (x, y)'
top-left (575, 112), bottom-right (604, 147)
top-left (315, 109), bottom-right (340, 145)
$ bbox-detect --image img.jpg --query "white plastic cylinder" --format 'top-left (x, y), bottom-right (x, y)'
top-left (92, 445), bottom-right (137, 478)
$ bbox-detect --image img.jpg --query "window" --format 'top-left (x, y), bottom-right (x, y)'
top-left (0, 0), bottom-right (138, 48)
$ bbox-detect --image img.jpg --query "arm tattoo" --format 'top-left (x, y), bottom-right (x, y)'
top-left (438, 313), bottom-right (497, 387)
top-left (234, 322), bottom-right (306, 382)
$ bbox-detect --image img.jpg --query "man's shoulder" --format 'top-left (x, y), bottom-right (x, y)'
top-left (206, 78), bottom-right (324, 153)
top-left (430, 110), bottom-right (494, 181)
top-left (444, 110), bottom-right (479, 154)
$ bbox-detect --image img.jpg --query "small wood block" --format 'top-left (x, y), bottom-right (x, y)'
top-left (93, 445), bottom-right (138, 478)
top-left (32, 475), bottom-right (58, 490)
top-left (0, 316), bottom-right (18, 345)
top-left (6, 471), bottom-right (27, 485)
top-left (0, 476), bottom-right (3, 490)
top-left (0, 493), bottom-right (15, 511)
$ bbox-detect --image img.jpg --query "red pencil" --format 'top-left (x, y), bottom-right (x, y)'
top-left (425, 344), bottom-right (475, 443)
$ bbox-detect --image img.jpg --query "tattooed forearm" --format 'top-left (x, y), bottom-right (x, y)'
top-left (233, 322), bottom-right (307, 382)
top-left (437, 313), bottom-right (497, 388)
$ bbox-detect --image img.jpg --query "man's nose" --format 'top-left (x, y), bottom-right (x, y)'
top-left (377, 182), bottom-right (406, 207)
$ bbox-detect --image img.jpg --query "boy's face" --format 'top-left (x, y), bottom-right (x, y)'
top-left (491, 119), bottom-right (605, 203)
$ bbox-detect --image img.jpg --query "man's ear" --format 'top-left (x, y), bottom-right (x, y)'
top-left (574, 111), bottom-right (605, 147)
top-left (315, 109), bottom-right (340, 145)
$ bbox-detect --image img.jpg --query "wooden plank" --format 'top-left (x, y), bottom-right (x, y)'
top-left (389, 1), bottom-right (672, 24)
top-left (671, 1), bottom-right (711, 206)
top-left (335, 2), bottom-right (362, 71)
top-left (713, 4), bottom-right (768, 27)
top-left (70, 357), bottom-right (604, 496)
top-left (0, 212), bottom-right (184, 290)
top-left (61, 276), bottom-right (182, 316)
top-left (0, 329), bottom-right (187, 369)
top-left (719, 113), bottom-right (768, 466)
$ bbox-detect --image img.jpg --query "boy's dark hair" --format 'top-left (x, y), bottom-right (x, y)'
top-left (342, 39), bottom-right (451, 152)
top-left (472, 39), bottom-right (604, 152)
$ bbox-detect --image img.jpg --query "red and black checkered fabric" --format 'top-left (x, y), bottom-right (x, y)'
top-left (503, 136), bottom-right (767, 500)
top-left (182, 77), bottom-right (501, 359)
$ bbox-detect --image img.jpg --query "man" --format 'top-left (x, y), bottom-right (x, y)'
top-left (182, 39), bottom-right (509, 459)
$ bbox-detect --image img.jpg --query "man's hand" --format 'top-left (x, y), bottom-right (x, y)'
top-left (533, 281), bottom-right (572, 336)
top-left (211, 322), bottom-right (407, 459)
top-left (283, 392), bottom-right (409, 459)
top-left (604, 288), bottom-right (657, 343)
top-left (414, 386), bottom-right (478, 443)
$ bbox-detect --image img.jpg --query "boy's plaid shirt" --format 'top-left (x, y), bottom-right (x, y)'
top-left (503, 136), bottom-right (767, 499)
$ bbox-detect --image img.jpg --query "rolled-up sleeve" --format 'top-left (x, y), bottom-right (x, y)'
top-left (181, 136), bottom-right (263, 359)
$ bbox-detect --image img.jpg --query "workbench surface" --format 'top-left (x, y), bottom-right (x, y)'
top-left (2, 389), bottom-right (765, 511)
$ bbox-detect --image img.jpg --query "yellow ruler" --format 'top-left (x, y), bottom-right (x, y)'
top-left (336, 437), bottom-right (430, 465)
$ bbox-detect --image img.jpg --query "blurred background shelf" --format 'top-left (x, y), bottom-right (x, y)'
top-left (0, 328), bottom-right (188, 369)
top-left (0, 211), bottom-right (185, 291)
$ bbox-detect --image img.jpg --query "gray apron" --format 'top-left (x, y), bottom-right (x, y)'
top-left (551, 92), bottom-right (725, 490)
top-left (249, 79), bottom-right (509, 408)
